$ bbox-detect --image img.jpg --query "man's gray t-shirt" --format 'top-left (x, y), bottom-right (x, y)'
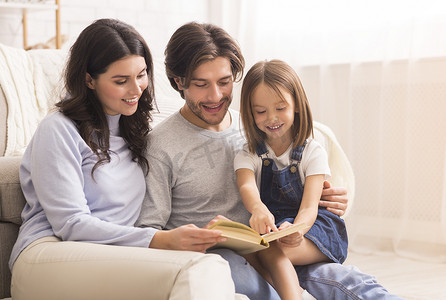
top-left (137, 109), bottom-right (251, 229)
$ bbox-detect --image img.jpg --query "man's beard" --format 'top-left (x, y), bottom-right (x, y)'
top-left (185, 95), bottom-right (232, 126)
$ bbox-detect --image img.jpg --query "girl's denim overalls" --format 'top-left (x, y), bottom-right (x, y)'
top-left (256, 141), bottom-right (348, 263)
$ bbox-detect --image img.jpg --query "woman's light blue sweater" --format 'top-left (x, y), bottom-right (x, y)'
top-left (9, 111), bottom-right (157, 269)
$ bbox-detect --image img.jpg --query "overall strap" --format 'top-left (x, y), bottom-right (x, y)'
top-left (255, 142), bottom-right (268, 157)
top-left (290, 139), bottom-right (307, 163)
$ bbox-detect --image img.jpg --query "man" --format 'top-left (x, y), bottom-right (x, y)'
top-left (137, 22), bottom-right (402, 299)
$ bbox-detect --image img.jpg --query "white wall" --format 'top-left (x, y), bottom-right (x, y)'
top-left (0, 0), bottom-right (210, 58)
top-left (0, 0), bottom-right (246, 107)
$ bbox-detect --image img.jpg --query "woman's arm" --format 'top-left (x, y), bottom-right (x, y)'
top-left (236, 168), bottom-right (278, 234)
top-left (149, 225), bottom-right (226, 252)
top-left (24, 114), bottom-right (155, 247)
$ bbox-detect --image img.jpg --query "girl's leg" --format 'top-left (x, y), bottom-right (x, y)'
top-left (243, 251), bottom-right (273, 286)
top-left (212, 248), bottom-right (280, 299)
top-left (247, 242), bottom-right (303, 300)
top-left (282, 237), bottom-right (331, 265)
top-left (11, 237), bottom-right (239, 300)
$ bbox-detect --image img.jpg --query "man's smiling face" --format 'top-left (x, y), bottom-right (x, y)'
top-left (176, 56), bottom-right (233, 131)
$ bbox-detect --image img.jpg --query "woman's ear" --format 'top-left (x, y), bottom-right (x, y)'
top-left (86, 73), bottom-right (95, 90)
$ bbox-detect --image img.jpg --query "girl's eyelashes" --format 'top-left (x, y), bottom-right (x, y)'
top-left (254, 107), bottom-right (286, 114)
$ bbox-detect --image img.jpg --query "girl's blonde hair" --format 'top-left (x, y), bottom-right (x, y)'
top-left (240, 59), bottom-right (313, 154)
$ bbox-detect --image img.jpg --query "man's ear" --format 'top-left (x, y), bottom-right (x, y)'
top-left (86, 73), bottom-right (95, 90)
top-left (174, 77), bottom-right (184, 91)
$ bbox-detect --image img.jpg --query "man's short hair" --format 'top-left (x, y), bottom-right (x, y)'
top-left (164, 22), bottom-right (245, 98)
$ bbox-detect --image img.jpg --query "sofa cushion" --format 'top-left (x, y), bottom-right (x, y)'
top-left (0, 222), bottom-right (19, 299)
top-left (0, 44), bottom-right (66, 157)
top-left (0, 156), bottom-right (25, 225)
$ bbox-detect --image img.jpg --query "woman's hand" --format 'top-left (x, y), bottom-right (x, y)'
top-left (150, 224), bottom-right (226, 253)
top-left (319, 181), bottom-right (348, 216)
top-left (277, 221), bottom-right (304, 247)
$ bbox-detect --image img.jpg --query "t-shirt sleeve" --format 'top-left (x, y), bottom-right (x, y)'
top-left (302, 139), bottom-right (331, 179)
top-left (234, 144), bottom-right (258, 172)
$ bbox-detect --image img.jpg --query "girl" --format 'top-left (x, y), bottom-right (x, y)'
top-left (235, 59), bottom-right (348, 299)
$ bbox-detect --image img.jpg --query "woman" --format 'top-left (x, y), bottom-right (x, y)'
top-left (9, 18), bottom-right (237, 300)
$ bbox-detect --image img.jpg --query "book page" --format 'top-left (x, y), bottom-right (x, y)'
top-left (262, 223), bottom-right (309, 243)
top-left (215, 225), bottom-right (262, 244)
top-left (209, 220), bottom-right (261, 242)
top-left (208, 220), bottom-right (270, 255)
top-left (208, 220), bottom-right (309, 254)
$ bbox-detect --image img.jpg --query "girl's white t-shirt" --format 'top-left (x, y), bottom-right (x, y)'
top-left (234, 138), bottom-right (331, 189)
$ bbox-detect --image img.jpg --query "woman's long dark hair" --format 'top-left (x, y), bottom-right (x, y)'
top-left (56, 18), bottom-right (154, 177)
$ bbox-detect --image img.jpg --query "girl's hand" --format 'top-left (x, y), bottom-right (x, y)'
top-left (278, 220), bottom-right (293, 231)
top-left (277, 220), bottom-right (304, 247)
top-left (150, 224), bottom-right (226, 253)
top-left (250, 204), bottom-right (277, 234)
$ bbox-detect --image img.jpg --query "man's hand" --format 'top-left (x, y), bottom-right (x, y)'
top-left (203, 215), bottom-right (232, 229)
top-left (150, 224), bottom-right (226, 253)
top-left (319, 181), bottom-right (348, 216)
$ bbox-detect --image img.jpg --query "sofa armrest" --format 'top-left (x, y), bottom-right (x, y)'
top-left (0, 156), bottom-right (25, 225)
top-left (0, 86), bottom-right (7, 157)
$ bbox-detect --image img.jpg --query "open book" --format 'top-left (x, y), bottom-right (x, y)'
top-left (208, 220), bottom-right (309, 255)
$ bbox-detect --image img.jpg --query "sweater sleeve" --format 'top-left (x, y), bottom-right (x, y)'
top-left (20, 113), bottom-right (157, 247)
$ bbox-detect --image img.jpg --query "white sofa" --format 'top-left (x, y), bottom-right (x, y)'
top-left (0, 43), bottom-right (355, 299)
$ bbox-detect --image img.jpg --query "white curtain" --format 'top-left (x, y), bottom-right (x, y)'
top-left (210, 0), bottom-right (446, 262)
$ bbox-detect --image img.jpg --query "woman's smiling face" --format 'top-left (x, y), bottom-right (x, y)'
top-left (86, 55), bottom-right (148, 116)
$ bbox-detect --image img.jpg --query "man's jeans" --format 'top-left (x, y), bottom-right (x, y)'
top-left (209, 248), bottom-right (404, 300)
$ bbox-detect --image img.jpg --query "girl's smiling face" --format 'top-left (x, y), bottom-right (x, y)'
top-left (251, 83), bottom-right (297, 145)
top-left (86, 55), bottom-right (148, 116)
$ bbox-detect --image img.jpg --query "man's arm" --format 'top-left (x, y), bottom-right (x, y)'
top-left (136, 153), bottom-right (173, 229)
